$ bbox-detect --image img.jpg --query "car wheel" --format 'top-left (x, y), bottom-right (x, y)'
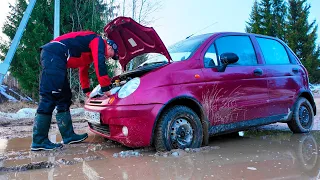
top-left (287, 97), bottom-right (314, 133)
top-left (155, 106), bottom-right (203, 151)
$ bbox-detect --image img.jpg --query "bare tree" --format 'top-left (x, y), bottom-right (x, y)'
top-left (137, 0), bottom-right (163, 25)
top-left (123, 0), bottom-right (163, 25)
top-left (112, 0), bottom-right (163, 72)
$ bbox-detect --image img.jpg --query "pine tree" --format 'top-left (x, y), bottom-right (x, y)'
top-left (0, 0), bottom-right (114, 100)
top-left (246, 0), bottom-right (320, 83)
top-left (246, 0), bottom-right (284, 38)
top-left (260, 0), bottom-right (276, 36)
top-left (287, 0), bottom-right (320, 82)
top-left (121, 0), bottom-right (162, 70)
top-left (1, 0), bottom-right (53, 99)
top-left (58, 0), bottom-right (111, 101)
top-left (272, 0), bottom-right (287, 40)
top-left (246, 0), bottom-right (262, 34)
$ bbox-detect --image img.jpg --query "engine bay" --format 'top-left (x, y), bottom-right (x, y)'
top-left (89, 61), bottom-right (167, 99)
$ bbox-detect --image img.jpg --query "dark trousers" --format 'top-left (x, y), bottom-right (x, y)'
top-left (37, 49), bottom-right (72, 115)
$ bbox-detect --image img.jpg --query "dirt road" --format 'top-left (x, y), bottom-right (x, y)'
top-left (0, 97), bottom-right (320, 179)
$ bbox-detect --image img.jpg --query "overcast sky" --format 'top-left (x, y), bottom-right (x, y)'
top-left (0, 0), bottom-right (319, 46)
top-left (0, 0), bottom-right (11, 40)
top-left (151, 0), bottom-right (320, 46)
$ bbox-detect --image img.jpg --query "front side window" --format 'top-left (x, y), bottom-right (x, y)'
top-left (204, 43), bottom-right (218, 67)
top-left (215, 36), bottom-right (258, 66)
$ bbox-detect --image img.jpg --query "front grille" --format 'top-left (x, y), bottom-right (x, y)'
top-left (88, 122), bottom-right (110, 135)
top-left (89, 100), bottom-right (103, 104)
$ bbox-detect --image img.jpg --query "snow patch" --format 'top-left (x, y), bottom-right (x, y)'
top-left (0, 85), bottom-right (17, 102)
top-left (310, 83), bottom-right (320, 94)
top-left (26, 96), bottom-right (33, 101)
top-left (171, 152), bottom-right (180, 157)
top-left (247, 167), bottom-right (257, 171)
top-left (154, 146), bottom-right (221, 158)
top-left (70, 108), bottom-right (84, 116)
top-left (0, 108), bottom-right (84, 120)
top-left (113, 150), bottom-right (141, 158)
top-left (0, 85), bottom-right (32, 102)
top-left (8, 88), bottom-right (29, 101)
top-left (0, 108), bottom-right (36, 120)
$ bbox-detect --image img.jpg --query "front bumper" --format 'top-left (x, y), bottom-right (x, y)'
top-left (84, 104), bottom-right (163, 147)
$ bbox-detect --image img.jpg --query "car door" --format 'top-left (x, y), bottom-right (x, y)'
top-left (255, 37), bottom-right (303, 116)
top-left (201, 34), bottom-right (270, 126)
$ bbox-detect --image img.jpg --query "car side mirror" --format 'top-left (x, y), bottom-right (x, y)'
top-left (218, 53), bottom-right (239, 72)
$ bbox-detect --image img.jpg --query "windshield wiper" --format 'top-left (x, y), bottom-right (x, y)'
top-left (142, 61), bottom-right (167, 66)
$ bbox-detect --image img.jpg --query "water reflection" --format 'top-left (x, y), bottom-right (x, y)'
top-left (1, 131), bottom-right (320, 179)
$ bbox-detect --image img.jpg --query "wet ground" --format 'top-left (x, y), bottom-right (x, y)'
top-left (0, 97), bottom-right (320, 179)
top-left (1, 131), bottom-right (320, 179)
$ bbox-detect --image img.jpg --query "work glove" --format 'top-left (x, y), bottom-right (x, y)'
top-left (102, 85), bottom-right (113, 96)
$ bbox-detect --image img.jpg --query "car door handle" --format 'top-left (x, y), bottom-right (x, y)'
top-left (254, 68), bottom-right (263, 76)
top-left (292, 68), bottom-right (299, 73)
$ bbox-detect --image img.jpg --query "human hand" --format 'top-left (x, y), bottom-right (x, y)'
top-left (85, 92), bottom-right (91, 98)
top-left (103, 91), bottom-right (111, 96)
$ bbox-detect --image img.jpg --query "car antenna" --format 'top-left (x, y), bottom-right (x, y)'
top-left (186, 21), bottom-right (218, 39)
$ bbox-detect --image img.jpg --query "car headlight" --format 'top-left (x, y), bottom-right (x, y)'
top-left (118, 77), bottom-right (140, 98)
top-left (89, 85), bottom-right (121, 98)
top-left (89, 85), bottom-right (102, 98)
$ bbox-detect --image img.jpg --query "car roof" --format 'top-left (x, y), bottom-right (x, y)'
top-left (184, 32), bottom-right (283, 44)
top-left (208, 32), bottom-right (283, 42)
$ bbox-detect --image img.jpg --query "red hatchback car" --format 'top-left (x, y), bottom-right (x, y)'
top-left (84, 17), bottom-right (316, 151)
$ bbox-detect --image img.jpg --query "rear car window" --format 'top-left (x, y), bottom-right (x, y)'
top-left (256, 37), bottom-right (290, 65)
top-left (215, 36), bottom-right (257, 66)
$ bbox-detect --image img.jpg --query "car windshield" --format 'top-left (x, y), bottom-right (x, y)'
top-left (139, 33), bottom-right (212, 66)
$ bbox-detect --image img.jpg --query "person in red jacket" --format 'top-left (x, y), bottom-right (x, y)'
top-left (31, 31), bottom-right (119, 151)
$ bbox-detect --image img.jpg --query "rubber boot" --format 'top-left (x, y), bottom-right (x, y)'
top-left (31, 114), bottom-right (63, 151)
top-left (56, 111), bottom-right (88, 144)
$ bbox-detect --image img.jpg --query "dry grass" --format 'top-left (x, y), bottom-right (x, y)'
top-left (70, 100), bottom-right (85, 108)
top-left (202, 85), bottom-right (246, 124)
top-left (0, 102), bottom-right (37, 113)
top-left (0, 101), bottom-right (85, 113)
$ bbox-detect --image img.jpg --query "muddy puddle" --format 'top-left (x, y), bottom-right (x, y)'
top-left (0, 130), bottom-right (320, 179)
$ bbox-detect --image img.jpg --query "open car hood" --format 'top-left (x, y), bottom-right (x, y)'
top-left (104, 17), bottom-right (171, 69)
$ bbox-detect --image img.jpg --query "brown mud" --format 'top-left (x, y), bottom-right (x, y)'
top-left (0, 131), bottom-right (320, 179)
top-left (0, 97), bottom-right (319, 179)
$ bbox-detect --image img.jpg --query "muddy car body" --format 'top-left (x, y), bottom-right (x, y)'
top-left (84, 17), bottom-right (316, 151)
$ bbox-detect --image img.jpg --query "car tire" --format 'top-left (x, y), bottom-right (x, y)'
top-left (155, 106), bottom-right (203, 152)
top-left (287, 97), bottom-right (314, 133)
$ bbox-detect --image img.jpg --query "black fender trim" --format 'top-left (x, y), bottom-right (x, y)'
top-left (296, 90), bottom-right (317, 115)
top-left (150, 95), bottom-right (209, 146)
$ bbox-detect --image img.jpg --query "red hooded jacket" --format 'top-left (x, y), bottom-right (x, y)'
top-left (42, 31), bottom-right (111, 93)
